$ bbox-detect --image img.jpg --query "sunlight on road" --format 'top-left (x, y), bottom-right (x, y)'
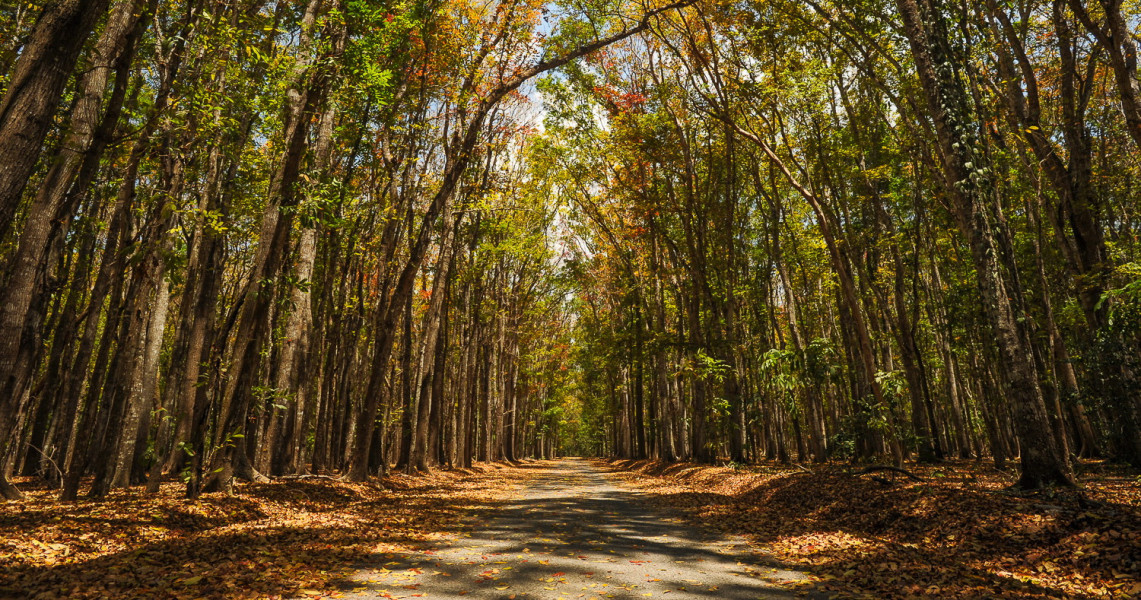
top-left (332, 459), bottom-right (814, 599)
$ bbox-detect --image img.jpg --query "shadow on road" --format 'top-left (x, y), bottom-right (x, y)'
top-left (332, 458), bottom-right (818, 599)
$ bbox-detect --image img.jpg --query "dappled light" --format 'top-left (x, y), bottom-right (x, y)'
top-left (608, 459), bottom-right (1141, 598)
top-left (1, 0), bottom-right (1140, 598)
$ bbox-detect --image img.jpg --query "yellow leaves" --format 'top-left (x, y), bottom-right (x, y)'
top-left (1036, 560), bottom-right (1059, 574)
top-left (29, 539), bottom-right (69, 557)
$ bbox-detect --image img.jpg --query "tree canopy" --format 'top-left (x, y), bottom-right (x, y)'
top-left (0, 0), bottom-right (1139, 501)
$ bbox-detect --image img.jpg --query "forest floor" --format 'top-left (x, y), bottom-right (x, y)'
top-left (1, 459), bottom-right (818, 600)
top-left (0, 464), bottom-right (525, 599)
top-left (602, 458), bottom-right (1141, 599)
top-left (2, 458), bottom-right (1138, 599)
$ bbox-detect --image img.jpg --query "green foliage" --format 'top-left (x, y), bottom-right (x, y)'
top-left (874, 370), bottom-right (908, 409)
top-left (685, 350), bottom-right (730, 384)
top-left (1086, 264), bottom-right (1141, 463)
top-left (340, 0), bottom-right (414, 102)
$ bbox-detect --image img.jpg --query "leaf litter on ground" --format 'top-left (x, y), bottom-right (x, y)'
top-left (602, 458), bottom-right (1141, 599)
top-left (0, 464), bottom-right (527, 599)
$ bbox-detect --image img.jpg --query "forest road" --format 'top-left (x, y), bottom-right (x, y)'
top-left (330, 458), bottom-right (817, 599)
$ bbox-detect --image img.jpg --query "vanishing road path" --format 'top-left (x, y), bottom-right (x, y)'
top-left (334, 458), bottom-right (814, 599)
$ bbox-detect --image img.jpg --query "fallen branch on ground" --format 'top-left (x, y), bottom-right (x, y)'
top-left (852, 465), bottom-right (924, 481)
top-left (274, 474), bottom-right (341, 481)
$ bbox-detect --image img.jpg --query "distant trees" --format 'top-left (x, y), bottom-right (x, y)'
top-left (0, 0), bottom-right (1137, 499)
top-left (0, 0), bottom-right (690, 500)
top-left (549, 0), bottom-right (1139, 487)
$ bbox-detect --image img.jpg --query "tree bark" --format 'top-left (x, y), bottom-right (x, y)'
top-left (0, 1), bottom-right (142, 498)
top-left (896, 0), bottom-right (1073, 488)
top-left (0, 0), bottom-right (112, 241)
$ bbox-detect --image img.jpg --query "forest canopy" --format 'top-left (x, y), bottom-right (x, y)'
top-left (0, 0), bottom-right (1139, 502)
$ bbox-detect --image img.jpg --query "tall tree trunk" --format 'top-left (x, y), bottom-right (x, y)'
top-left (257, 99), bottom-right (336, 476)
top-left (896, 0), bottom-right (1074, 488)
top-left (0, 0), bottom-right (112, 241)
top-left (202, 0), bottom-right (342, 493)
top-left (397, 290), bottom-right (416, 472)
top-left (0, 0), bottom-right (141, 499)
top-left (411, 215), bottom-right (459, 471)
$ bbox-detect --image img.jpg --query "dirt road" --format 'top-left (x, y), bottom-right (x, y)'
top-left (332, 459), bottom-right (814, 599)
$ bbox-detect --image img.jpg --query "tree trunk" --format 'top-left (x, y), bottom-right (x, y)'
top-left (202, 0), bottom-right (340, 493)
top-left (411, 215), bottom-right (458, 471)
top-left (0, 0), bottom-right (141, 492)
top-left (896, 0), bottom-right (1073, 488)
top-left (0, 0), bottom-right (112, 241)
